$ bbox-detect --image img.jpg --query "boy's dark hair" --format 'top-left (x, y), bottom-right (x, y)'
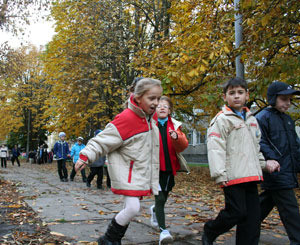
top-left (222, 77), bottom-right (248, 94)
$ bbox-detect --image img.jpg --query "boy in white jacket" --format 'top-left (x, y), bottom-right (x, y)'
top-left (202, 77), bottom-right (280, 245)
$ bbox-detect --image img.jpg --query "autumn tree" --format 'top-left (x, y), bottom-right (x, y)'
top-left (134, 0), bottom-right (300, 127)
top-left (0, 45), bottom-right (50, 152)
top-left (0, 0), bottom-right (51, 31)
top-left (43, 0), bottom-right (173, 138)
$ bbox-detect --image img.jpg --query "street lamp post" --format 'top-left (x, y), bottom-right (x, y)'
top-left (234, 0), bottom-right (244, 79)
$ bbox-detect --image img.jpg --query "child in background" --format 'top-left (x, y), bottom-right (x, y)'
top-left (150, 96), bottom-right (189, 244)
top-left (202, 77), bottom-right (279, 245)
top-left (75, 78), bottom-right (162, 244)
top-left (53, 132), bottom-right (71, 182)
top-left (70, 137), bottom-right (86, 182)
top-left (86, 130), bottom-right (106, 189)
top-left (256, 81), bottom-right (300, 244)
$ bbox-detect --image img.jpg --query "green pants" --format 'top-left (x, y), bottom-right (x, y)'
top-left (154, 190), bottom-right (169, 230)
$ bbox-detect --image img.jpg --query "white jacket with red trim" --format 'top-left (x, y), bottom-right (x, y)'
top-left (207, 105), bottom-right (266, 185)
top-left (79, 96), bottom-right (160, 196)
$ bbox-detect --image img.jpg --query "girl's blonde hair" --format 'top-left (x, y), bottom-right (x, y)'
top-left (159, 95), bottom-right (174, 113)
top-left (134, 78), bottom-right (162, 98)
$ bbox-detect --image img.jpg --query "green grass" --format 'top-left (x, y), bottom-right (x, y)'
top-left (187, 163), bottom-right (208, 167)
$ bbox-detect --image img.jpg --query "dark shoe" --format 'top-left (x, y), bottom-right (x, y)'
top-left (83, 179), bottom-right (87, 182)
top-left (86, 182), bottom-right (91, 187)
top-left (97, 218), bottom-right (128, 245)
top-left (64, 178), bottom-right (68, 182)
top-left (60, 179), bottom-right (65, 182)
top-left (97, 235), bottom-right (120, 245)
top-left (97, 185), bottom-right (103, 190)
top-left (202, 232), bottom-right (213, 245)
top-left (70, 178), bottom-right (74, 181)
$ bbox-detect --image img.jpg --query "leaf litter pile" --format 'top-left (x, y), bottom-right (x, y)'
top-left (0, 178), bottom-right (73, 244)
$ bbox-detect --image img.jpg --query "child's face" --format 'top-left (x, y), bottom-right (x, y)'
top-left (274, 94), bottom-right (292, 113)
top-left (135, 86), bottom-right (162, 115)
top-left (156, 100), bottom-right (170, 119)
top-left (60, 136), bottom-right (65, 141)
top-left (223, 85), bottom-right (249, 112)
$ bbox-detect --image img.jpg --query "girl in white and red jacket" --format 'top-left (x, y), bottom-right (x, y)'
top-left (75, 78), bottom-right (162, 245)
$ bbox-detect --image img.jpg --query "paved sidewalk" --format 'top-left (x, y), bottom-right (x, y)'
top-left (0, 162), bottom-right (290, 245)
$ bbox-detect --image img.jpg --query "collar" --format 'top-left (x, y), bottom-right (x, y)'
top-left (158, 117), bottom-right (168, 126)
top-left (128, 94), bottom-right (154, 119)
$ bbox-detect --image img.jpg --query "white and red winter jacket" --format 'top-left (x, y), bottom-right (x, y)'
top-left (207, 105), bottom-right (266, 186)
top-left (79, 95), bottom-right (160, 196)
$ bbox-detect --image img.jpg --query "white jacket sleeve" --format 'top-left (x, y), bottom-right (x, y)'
top-left (255, 124), bottom-right (267, 170)
top-left (80, 123), bottom-right (123, 164)
top-left (207, 116), bottom-right (228, 184)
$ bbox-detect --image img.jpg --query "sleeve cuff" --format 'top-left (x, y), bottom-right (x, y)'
top-left (79, 154), bottom-right (88, 162)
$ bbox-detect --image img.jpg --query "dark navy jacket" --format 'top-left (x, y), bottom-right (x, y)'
top-left (12, 148), bottom-right (21, 158)
top-left (53, 141), bottom-right (70, 160)
top-left (256, 107), bottom-right (300, 190)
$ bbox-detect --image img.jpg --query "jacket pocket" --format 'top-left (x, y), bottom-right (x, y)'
top-left (128, 160), bottom-right (134, 183)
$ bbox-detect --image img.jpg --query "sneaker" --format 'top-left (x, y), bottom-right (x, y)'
top-left (86, 182), bottom-right (91, 187)
top-left (159, 229), bottom-right (173, 244)
top-left (150, 205), bottom-right (158, 227)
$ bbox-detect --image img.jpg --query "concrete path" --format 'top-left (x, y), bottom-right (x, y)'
top-left (0, 162), bottom-right (290, 245)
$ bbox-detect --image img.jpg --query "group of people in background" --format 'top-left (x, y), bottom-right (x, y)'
top-left (53, 131), bottom-right (111, 189)
top-left (0, 144), bottom-right (21, 168)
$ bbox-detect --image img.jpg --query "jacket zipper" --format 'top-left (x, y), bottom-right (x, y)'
top-left (128, 160), bottom-right (134, 183)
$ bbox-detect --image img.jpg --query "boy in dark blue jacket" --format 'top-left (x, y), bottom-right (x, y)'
top-left (256, 81), bottom-right (300, 245)
top-left (53, 132), bottom-right (71, 182)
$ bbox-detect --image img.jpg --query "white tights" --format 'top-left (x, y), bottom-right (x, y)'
top-left (115, 196), bottom-right (140, 226)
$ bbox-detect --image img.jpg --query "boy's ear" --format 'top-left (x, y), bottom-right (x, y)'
top-left (246, 91), bottom-right (250, 101)
top-left (223, 94), bottom-right (227, 102)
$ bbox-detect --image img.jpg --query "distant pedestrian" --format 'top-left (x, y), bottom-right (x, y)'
top-left (202, 77), bottom-right (280, 245)
top-left (86, 130), bottom-right (106, 189)
top-left (150, 96), bottom-right (189, 244)
top-left (256, 81), bottom-right (300, 244)
top-left (43, 144), bottom-right (48, 163)
top-left (53, 132), bottom-right (70, 182)
top-left (37, 145), bottom-right (44, 164)
top-left (11, 145), bottom-right (21, 167)
top-left (0, 144), bottom-right (8, 168)
top-left (75, 78), bottom-right (162, 244)
top-left (70, 137), bottom-right (86, 182)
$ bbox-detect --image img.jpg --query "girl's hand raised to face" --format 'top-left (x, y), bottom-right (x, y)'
top-left (168, 129), bottom-right (178, 140)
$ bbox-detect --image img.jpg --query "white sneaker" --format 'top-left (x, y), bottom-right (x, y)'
top-left (150, 205), bottom-right (158, 227)
top-left (159, 229), bottom-right (173, 244)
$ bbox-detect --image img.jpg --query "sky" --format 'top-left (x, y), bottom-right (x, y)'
top-left (0, 17), bottom-right (56, 49)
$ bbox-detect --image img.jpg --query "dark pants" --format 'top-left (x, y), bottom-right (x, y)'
top-left (11, 156), bottom-right (20, 166)
top-left (260, 189), bottom-right (300, 244)
top-left (70, 165), bottom-right (86, 181)
top-left (1, 157), bottom-right (6, 168)
top-left (204, 182), bottom-right (260, 245)
top-left (57, 159), bottom-right (68, 180)
top-left (154, 190), bottom-right (169, 230)
top-left (104, 167), bottom-right (111, 188)
top-left (87, 166), bottom-right (103, 188)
